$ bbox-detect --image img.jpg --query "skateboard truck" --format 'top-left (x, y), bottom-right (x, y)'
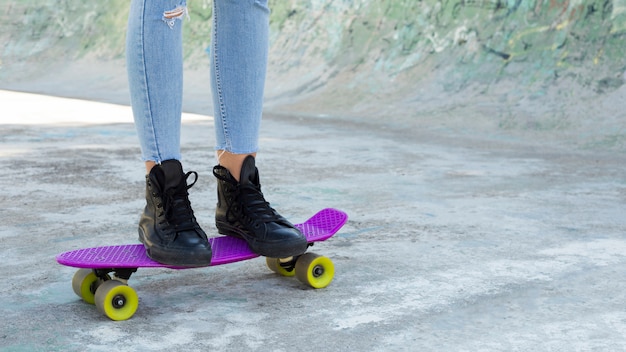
top-left (277, 256), bottom-right (297, 273)
top-left (94, 268), bottom-right (138, 284)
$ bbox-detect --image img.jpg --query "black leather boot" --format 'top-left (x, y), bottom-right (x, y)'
top-left (213, 156), bottom-right (308, 258)
top-left (139, 160), bottom-right (212, 267)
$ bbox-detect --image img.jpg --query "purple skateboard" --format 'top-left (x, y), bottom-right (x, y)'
top-left (57, 208), bottom-right (348, 320)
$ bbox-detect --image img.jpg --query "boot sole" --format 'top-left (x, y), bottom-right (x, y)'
top-left (144, 246), bottom-right (213, 268)
top-left (138, 230), bottom-right (212, 267)
top-left (216, 221), bottom-right (308, 258)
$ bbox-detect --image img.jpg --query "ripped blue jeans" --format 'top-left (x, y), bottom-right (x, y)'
top-left (126, 0), bottom-right (269, 163)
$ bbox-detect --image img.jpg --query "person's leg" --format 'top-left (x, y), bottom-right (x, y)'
top-left (127, 0), bottom-right (211, 266)
top-left (210, 0), bottom-right (267, 160)
top-left (210, 0), bottom-right (267, 180)
top-left (127, 0), bottom-right (184, 165)
top-left (210, 0), bottom-right (307, 258)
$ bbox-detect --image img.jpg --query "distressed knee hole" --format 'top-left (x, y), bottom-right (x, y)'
top-left (162, 5), bottom-right (189, 29)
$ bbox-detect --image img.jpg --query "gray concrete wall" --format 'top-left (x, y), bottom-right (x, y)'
top-left (1, 0), bottom-right (625, 148)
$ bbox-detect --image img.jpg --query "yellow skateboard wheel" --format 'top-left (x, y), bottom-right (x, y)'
top-left (266, 257), bottom-right (296, 277)
top-left (72, 269), bottom-right (100, 304)
top-left (94, 280), bottom-right (139, 321)
top-left (295, 253), bottom-right (335, 289)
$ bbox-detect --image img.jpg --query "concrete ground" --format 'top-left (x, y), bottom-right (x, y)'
top-left (1, 90), bottom-right (626, 351)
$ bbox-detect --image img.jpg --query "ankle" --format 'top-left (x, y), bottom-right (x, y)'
top-left (145, 161), bottom-right (157, 174)
top-left (216, 151), bottom-right (256, 182)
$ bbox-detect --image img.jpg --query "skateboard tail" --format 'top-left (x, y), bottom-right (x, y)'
top-left (296, 208), bottom-right (348, 241)
top-left (56, 244), bottom-right (166, 269)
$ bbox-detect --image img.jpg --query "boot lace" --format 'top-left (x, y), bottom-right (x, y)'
top-left (236, 184), bottom-right (282, 226)
top-left (160, 171), bottom-right (200, 232)
top-left (213, 167), bottom-right (282, 226)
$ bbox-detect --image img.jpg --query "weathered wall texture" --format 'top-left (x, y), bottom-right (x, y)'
top-left (2, 0), bottom-right (625, 149)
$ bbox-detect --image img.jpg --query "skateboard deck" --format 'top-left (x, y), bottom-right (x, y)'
top-left (57, 208), bottom-right (348, 320)
top-left (57, 208), bottom-right (347, 269)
